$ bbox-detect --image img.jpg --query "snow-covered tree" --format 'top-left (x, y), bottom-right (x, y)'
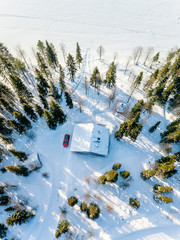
top-left (76, 42), bottom-right (83, 68)
top-left (64, 91), bottom-right (73, 109)
top-left (66, 54), bottom-right (77, 81)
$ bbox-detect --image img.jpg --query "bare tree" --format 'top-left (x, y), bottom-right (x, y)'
top-left (60, 42), bottom-right (67, 63)
top-left (15, 45), bottom-right (30, 69)
top-left (128, 69), bottom-right (134, 81)
top-left (108, 87), bottom-right (116, 107)
top-left (83, 76), bottom-right (89, 95)
top-left (97, 45), bottom-right (105, 60)
top-left (143, 47), bottom-right (154, 65)
top-left (113, 52), bottom-right (118, 62)
top-left (136, 46), bottom-right (143, 65)
top-left (132, 46), bottom-right (143, 65)
top-left (125, 56), bottom-right (132, 73)
top-left (77, 97), bottom-right (84, 112)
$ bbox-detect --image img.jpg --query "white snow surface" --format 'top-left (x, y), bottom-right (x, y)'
top-left (0, 0), bottom-right (180, 240)
top-left (70, 123), bottom-right (109, 156)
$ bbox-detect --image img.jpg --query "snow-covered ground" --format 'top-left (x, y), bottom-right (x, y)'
top-left (0, 0), bottom-right (180, 239)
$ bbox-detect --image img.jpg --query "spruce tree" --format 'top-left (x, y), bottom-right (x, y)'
top-left (35, 68), bottom-right (49, 96)
top-left (34, 104), bottom-right (43, 117)
top-left (45, 40), bottom-right (58, 70)
top-left (49, 81), bottom-right (61, 102)
top-left (8, 149), bottom-right (27, 162)
top-left (23, 103), bottom-right (38, 122)
top-left (5, 165), bottom-right (29, 176)
top-left (64, 91), bottom-right (73, 109)
top-left (150, 52), bottom-right (160, 68)
top-left (9, 74), bottom-right (33, 102)
top-left (134, 72), bottom-right (143, 86)
top-left (50, 100), bottom-right (66, 125)
top-left (0, 117), bottom-right (12, 136)
top-left (39, 94), bottom-right (49, 109)
top-left (13, 112), bottom-right (32, 130)
top-left (0, 83), bottom-right (16, 114)
top-left (160, 118), bottom-right (180, 143)
top-left (43, 109), bottom-right (57, 129)
top-left (66, 54), bottom-right (77, 81)
top-left (59, 64), bottom-right (66, 93)
top-left (170, 54), bottom-right (180, 77)
top-left (6, 210), bottom-right (34, 226)
top-left (0, 136), bottom-right (14, 145)
top-left (104, 62), bottom-right (116, 88)
top-left (149, 121), bottom-right (161, 133)
top-left (90, 67), bottom-right (101, 88)
top-left (7, 119), bottom-right (26, 134)
top-left (76, 42), bottom-right (83, 68)
top-left (37, 40), bottom-right (46, 57)
top-left (36, 52), bottom-right (51, 80)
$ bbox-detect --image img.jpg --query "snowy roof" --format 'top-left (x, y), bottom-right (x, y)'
top-left (70, 123), bottom-right (109, 156)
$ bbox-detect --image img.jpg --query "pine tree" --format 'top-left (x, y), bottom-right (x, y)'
top-left (35, 68), bottom-right (49, 96)
top-left (129, 100), bottom-right (144, 119)
top-left (6, 210), bottom-right (34, 226)
top-left (45, 40), bottom-right (58, 70)
top-left (76, 42), bottom-right (83, 68)
top-left (36, 52), bottom-right (51, 80)
top-left (43, 109), bottom-right (57, 129)
top-left (39, 94), bottom-right (49, 109)
top-left (160, 118), bottom-right (180, 143)
top-left (50, 100), bottom-right (66, 125)
top-left (149, 121), bottom-right (161, 133)
top-left (8, 149), bottom-right (27, 162)
top-left (104, 62), bottom-right (116, 88)
top-left (0, 136), bottom-right (14, 145)
top-left (144, 96), bottom-right (156, 113)
top-left (34, 104), bottom-right (43, 117)
top-left (134, 72), bottom-right (143, 86)
top-left (64, 91), bottom-right (73, 109)
top-left (150, 52), bottom-right (160, 68)
top-left (0, 117), bottom-right (12, 135)
top-left (59, 64), bottom-right (66, 93)
top-left (37, 40), bottom-right (46, 57)
top-left (90, 67), bottom-right (101, 88)
top-left (13, 112), bottom-right (32, 130)
top-left (7, 119), bottom-right (26, 134)
top-left (23, 103), bottom-right (38, 122)
top-left (66, 54), bottom-right (77, 81)
top-left (49, 81), bottom-right (61, 102)
top-left (0, 83), bottom-right (16, 114)
top-left (5, 165), bottom-right (29, 176)
top-left (9, 74), bottom-right (33, 102)
top-left (170, 54), bottom-right (180, 77)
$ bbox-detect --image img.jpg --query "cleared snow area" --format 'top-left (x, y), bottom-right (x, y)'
top-left (70, 123), bottom-right (109, 156)
top-left (0, 0), bottom-right (180, 239)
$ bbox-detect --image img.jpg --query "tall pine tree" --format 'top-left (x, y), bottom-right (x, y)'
top-left (90, 67), bottom-right (101, 88)
top-left (50, 100), bottom-right (66, 125)
top-left (35, 68), bottom-right (49, 97)
top-left (64, 91), bottom-right (73, 109)
top-left (45, 41), bottom-right (58, 70)
top-left (104, 62), bottom-right (116, 88)
top-left (66, 54), bottom-right (77, 81)
top-left (43, 109), bottom-right (57, 129)
top-left (59, 64), bottom-right (66, 93)
top-left (76, 42), bottom-right (83, 69)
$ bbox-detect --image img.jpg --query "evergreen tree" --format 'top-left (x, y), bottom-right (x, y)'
top-left (34, 104), bottom-right (43, 117)
top-left (13, 58), bottom-right (29, 83)
top-left (39, 94), bottom-right (49, 109)
top-left (150, 52), bottom-right (160, 68)
top-left (50, 100), bottom-right (66, 125)
top-left (0, 82), bottom-right (16, 114)
top-left (0, 117), bottom-right (12, 136)
top-left (0, 223), bottom-right (7, 238)
top-left (129, 100), bottom-right (144, 119)
top-left (13, 111), bottom-right (32, 130)
top-left (149, 121), bottom-right (161, 133)
top-left (134, 71), bottom-right (143, 86)
top-left (64, 91), bottom-right (73, 109)
top-left (23, 103), bottom-right (38, 122)
top-left (9, 74), bottom-right (33, 102)
top-left (35, 68), bottom-right (49, 96)
top-left (157, 62), bottom-right (171, 80)
top-left (43, 109), bottom-right (57, 129)
top-left (7, 119), bottom-right (26, 134)
top-left (170, 54), bottom-right (180, 77)
top-left (37, 40), bottom-right (46, 57)
top-left (36, 52), bottom-right (51, 80)
top-left (144, 96), bottom-right (156, 113)
top-left (76, 42), bottom-right (83, 68)
top-left (8, 149), bottom-right (27, 162)
top-left (0, 136), bottom-right (14, 145)
top-left (6, 210), bottom-right (34, 226)
top-left (59, 64), bottom-right (66, 93)
top-left (5, 165), bottom-right (29, 176)
top-left (104, 62), bottom-right (116, 88)
top-left (90, 67), bottom-right (101, 88)
top-left (49, 81), bottom-right (61, 102)
top-left (160, 118), bottom-right (180, 143)
top-left (45, 40), bottom-right (58, 69)
top-left (115, 122), bottom-right (128, 140)
top-left (66, 54), bottom-right (77, 81)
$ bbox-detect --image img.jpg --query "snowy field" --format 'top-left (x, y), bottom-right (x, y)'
top-left (0, 0), bottom-right (180, 240)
